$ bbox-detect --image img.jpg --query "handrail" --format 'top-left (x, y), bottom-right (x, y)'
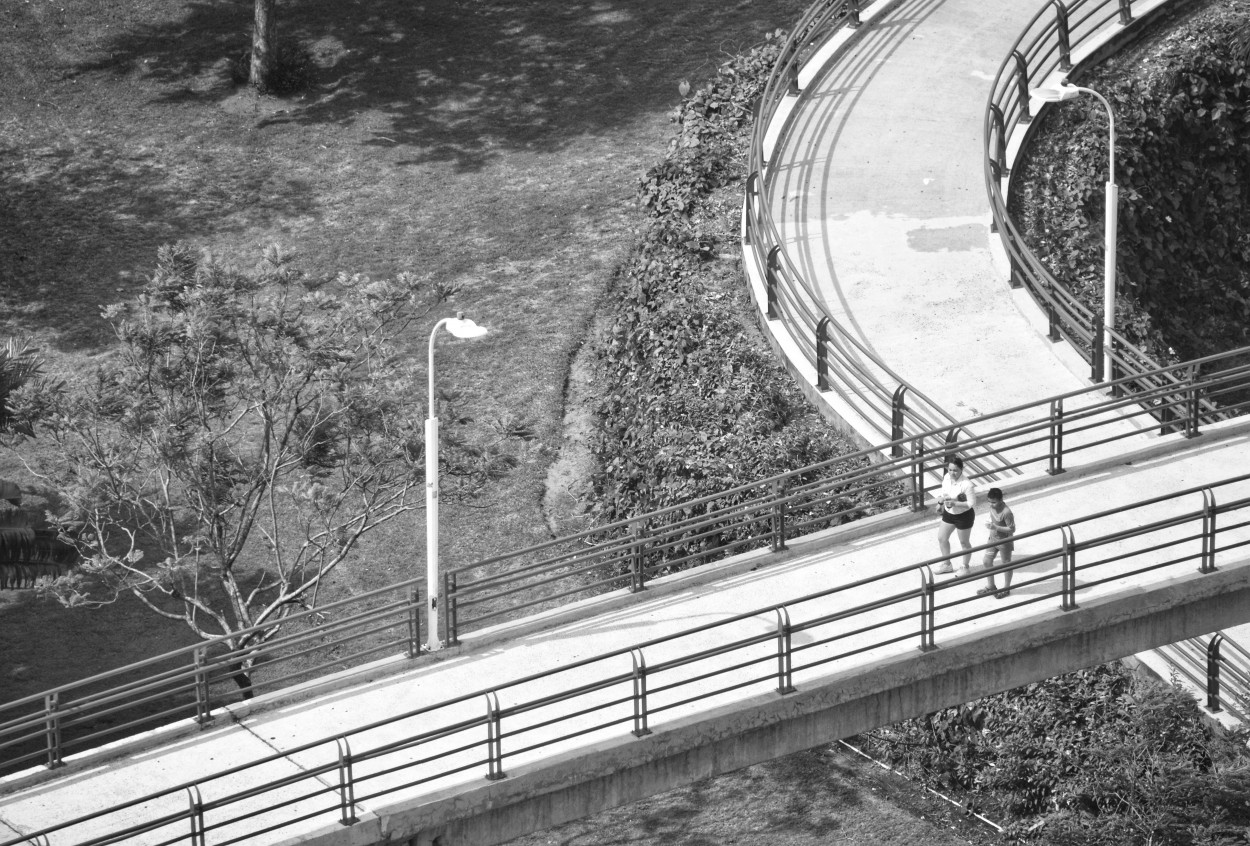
top-left (8, 472), bottom-right (1250, 846)
top-left (982, 0), bottom-right (1197, 389)
top-left (1156, 631), bottom-right (1250, 723)
top-left (741, 0), bottom-right (974, 452)
top-left (0, 580), bottom-right (423, 775)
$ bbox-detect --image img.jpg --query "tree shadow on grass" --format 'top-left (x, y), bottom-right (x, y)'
top-left (74, 0), bottom-right (805, 171)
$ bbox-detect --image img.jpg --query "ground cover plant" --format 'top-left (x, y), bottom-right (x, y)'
top-left (858, 662), bottom-right (1250, 845)
top-left (1010, 0), bottom-right (1250, 363)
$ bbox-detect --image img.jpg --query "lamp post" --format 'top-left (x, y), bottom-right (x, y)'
top-left (426, 312), bottom-right (489, 650)
top-left (1030, 80), bottom-right (1118, 383)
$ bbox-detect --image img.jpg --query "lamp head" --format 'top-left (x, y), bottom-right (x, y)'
top-left (444, 311), bottom-right (489, 339)
top-left (1030, 81), bottom-right (1081, 103)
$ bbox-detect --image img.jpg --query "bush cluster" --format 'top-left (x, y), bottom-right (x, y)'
top-left (1012, 13), bottom-right (1250, 361)
top-left (859, 662), bottom-right (1250, 844)
top-left (588, 35), bottom-right (873, 538)
top-left (230, 38), bottom-right (317, 96)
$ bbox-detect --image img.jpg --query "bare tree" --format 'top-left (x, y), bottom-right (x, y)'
top-left (5, 244), bottom-right (516, 693)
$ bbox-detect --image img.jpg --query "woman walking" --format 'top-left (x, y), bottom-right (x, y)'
top-left (934, 455), bottom-right (976, 575)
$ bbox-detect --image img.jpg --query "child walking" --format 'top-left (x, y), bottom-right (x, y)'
top-left (978, 487), bottom-right (1016, 598)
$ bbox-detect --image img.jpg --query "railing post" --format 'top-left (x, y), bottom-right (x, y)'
top-left (846, 0), bottom-right (863, 27)
top-left (406, 587), bottom-right (422, 657)
top-left (816, 316), bottom-right (831, 391)
top-left (187, 786), bottom-right (207, 846)
top-left (1200, 488), bottom-right (1217, 574)
top-left (765, 246), bottom-right (782, 320)
top-left (1118, 0), bottom-right (1133, 24)
top-left (446, 573), bottom-right (460, 646)
top-left (989, 105), bottom-right (1009, 181)
top-left (743, 172), bottom-right (760, 247)
top-left (909, 437), bottom-right (926, 511)
top-left (44, 692), bottom-right (63, 769)
top-left (1047, 398), bottom-right (1065, 475)
top-left (918, 568), bottom-right (936, 652)
top-left (441, 569), bottom-right (458, 647)
top-left (890, 385), bottom-right (908, 457)
top-left (776, 607), bottom-right (796, 693)
top-left (1060, 525), bottom-right (1079, 610)
top-left (786, 56), bottom-right (800, 95)
top-left (485, 692), bottom-right (506, 781)
top-left (336, 738), bottom-right (359, 825)
top-left (1185, 364), bottom-right (1201, 438)
top-left (193, 646), bottom-right (214, 726)
top-left (630, 519), bottom-right (649, 592)
top-left (1091, 328), bottom-right (1104, 382)
top-left (630, 649), bottom-right (652, 737)
top-left (1046, 298), bottom-right (1061, 341)
top-left (1013, 51), bottom-right (1032, 123)
top-left (1053, 0), bottom-right (1073, 70)
top-left (1207, 634), bottom-right (1225, 712)
top-left (771, 479), bottom-right (789, 552)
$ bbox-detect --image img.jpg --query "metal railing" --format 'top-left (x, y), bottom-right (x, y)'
top-left (0, 581), bottom-right (422, 777)
top-left (443, 350), bottom-right (1250, 641)
top-left (7, 471), bottom-right (1250, 846)
top-left (741, 0), bottom-right (967, 447)
top-left (982, 0), bottom-right (1195, 388)
top-left (1157, 632), bottom-right (1250, 724)
top-left (2, 348), bottom-right (1248, 782)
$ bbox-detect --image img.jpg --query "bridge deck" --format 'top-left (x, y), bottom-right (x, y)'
top-left (2, 423), bottom-right (1249, 846)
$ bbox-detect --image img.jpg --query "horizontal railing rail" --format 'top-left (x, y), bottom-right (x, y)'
top-left (9, 472), bottom-right (1250, 846)
top-left (982, 0), bottom-right (1198, 391)
top-left (0, 580), bottom-right (422, 777)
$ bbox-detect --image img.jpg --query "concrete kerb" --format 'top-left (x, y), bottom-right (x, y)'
top-left (9, 414), bottom-right (1246, 799)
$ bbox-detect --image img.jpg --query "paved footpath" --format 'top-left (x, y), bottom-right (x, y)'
top-left (770, 0), bottom-right (1105, 427)
top-left (3, 423), bottom-right (1250, 845)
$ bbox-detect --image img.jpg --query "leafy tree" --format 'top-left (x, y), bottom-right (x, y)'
top-left (3, 244), bottom-right (515, 692)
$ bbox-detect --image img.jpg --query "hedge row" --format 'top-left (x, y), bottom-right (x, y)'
top-left (586, 34), bottom-right (878, 539)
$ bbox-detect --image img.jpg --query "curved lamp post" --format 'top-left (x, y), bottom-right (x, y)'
top-left (426, 312), bottom-right (489, 650)
top-left (1030, 80), bottom-right (1118, 384)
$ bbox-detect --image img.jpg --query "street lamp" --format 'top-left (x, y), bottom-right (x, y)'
top-left (426, 311), bottom-right (489, 650)
top-left (1030, 80), bottom-right (1118, 384)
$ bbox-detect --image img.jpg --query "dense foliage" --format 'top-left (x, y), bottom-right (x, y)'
top-left (589, 35), bottom-right (880, 542)
top-left (860, 663), bottom-right (1250, 844)
top-left (1012, 12), bottom-right (1250, 361)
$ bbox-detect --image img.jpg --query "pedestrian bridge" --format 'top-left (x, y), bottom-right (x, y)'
top-left (5, 0), bottom-right (1250, 844)
top-left (2, 426), bottom-right (1250, 846)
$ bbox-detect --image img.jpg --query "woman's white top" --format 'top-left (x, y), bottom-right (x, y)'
top-left (939, 472), bottom-right (976, 514)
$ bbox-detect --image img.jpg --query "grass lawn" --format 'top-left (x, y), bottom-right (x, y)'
top-left (0, 0), bottom-right (811, 696)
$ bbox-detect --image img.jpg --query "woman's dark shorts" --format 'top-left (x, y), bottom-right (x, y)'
top-left (942, 507), bottom-right (975, 530)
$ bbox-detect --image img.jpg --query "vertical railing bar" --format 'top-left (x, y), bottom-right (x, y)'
top-left (1201, 489), bottom-right (1217, 573)
top-left (1047, 398), bottom-right (1065, 475)
top-left (485, 691), bottom-right (506, 781)
top-left (406, 588), bottom-right (421, 657)
top-left (918, 568), bottom-right (936, 652)
top-left (1061, 525), bottom-right (1079, 610)
top-left (776, 608), bottom-right (796, 693)
top-left (193, 646), bottom-right (213, 726)
top-left (1207, 634), bottom-right (1225, 712)
top-left (772, 479), bottom-right (789, 553)
top-left (631, 649), bottom-right (651, 737)
top-left (187, 785), bottom-right (206, 846)
top-left (44, 692), bottom-right (62, 770)
top-left (336, 738), bottom-right (359, 825)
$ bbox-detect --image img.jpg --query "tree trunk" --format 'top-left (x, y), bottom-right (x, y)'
top-left (250, 0), bottom-right (276, 93)
top-left (229, 660), bottom-right (255, 700)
